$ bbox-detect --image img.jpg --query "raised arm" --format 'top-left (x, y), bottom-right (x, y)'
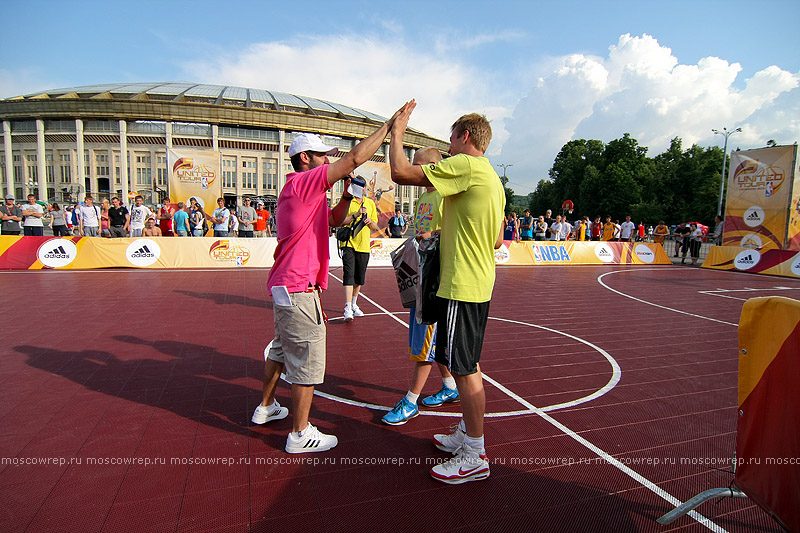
top-left (388, 100), bottom-right (432, 187)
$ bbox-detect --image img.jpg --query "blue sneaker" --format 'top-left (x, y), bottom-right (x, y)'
top-left (420, 386), bottom-right (459, 408)
top-left (381, 397), bottom-right (419, 425)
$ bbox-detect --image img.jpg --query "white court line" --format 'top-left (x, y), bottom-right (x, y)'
top-left (597, 269), bottom-right (739, 327)
top-left (320, 272), bottom-right (725, 532)
top-left (699, 286), bottom-right (800, 302)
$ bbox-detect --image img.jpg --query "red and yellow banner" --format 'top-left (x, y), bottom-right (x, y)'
top-left (703, 245), bottom-right (800, 279)
top-left (355, 161), bottom-right (396, 238)
top-left (724, 145), bottom-right (797, 251)
top-left (167, 149), bottom-right (222, 212)
top-left (736, 296), bottom-right (800, 532)
top-left (493, 241), bottom-right (671, 266)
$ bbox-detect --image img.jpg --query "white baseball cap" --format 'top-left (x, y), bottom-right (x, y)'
top-left (288, 133), bottom-right (337, 157)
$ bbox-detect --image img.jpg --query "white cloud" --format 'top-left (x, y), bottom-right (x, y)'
top-left (181, 34), bottom-right (510, 146)
top-left (500, 33), bottom-right (800, 190)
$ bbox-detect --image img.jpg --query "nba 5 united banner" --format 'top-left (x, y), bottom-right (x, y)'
top-left (167, 149), bottom-right (222, 213)
top-left (723, 145), bottom-right (798, 251)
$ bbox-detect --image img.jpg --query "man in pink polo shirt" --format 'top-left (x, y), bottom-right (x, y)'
top-left (251, 102), bottom-right (410, 453)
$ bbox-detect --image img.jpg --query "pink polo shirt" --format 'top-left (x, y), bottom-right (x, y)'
top-left (267, 164), bottom-right (333, 292)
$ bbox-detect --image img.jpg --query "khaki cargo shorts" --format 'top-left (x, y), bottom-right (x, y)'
top-left (267, 290), bottom-right (326, 385)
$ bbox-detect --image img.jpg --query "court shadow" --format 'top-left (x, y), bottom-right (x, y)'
top-left (173, 289), bottom-right (270, 309)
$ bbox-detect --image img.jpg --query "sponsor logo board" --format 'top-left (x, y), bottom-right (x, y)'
top-left (494, 244), bottom-right (510, 264)
top-left (634, 244), bottom-right (655, 264)
top-left (594, 243), bottom-right (615, 263)
top-left (743, 205), bottom-right (766, 228)
top-left (37, 239), bottom-right (78, 268)
top-left (126, 239), bottom-right (161, 267)
top-left (734, 249), bottom-right (760, 270)
top-left (209, 240), bottom-right (250, 265)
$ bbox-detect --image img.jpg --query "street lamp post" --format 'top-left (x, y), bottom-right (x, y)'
top-left (712, 127), bottom-right (742, 218)
top-left (496, 163), bottom-right (512, 184)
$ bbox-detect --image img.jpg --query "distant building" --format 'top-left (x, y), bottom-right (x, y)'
top-left (0, 82), bottom-right (446, 213)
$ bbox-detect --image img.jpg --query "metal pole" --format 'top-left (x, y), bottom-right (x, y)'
top-left (713, 127), bottom-right (741, 218)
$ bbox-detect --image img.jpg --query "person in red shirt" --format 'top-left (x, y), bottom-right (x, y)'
top-left (254, 202), bottom-right (271, 237)
top-left (158, 197), bottom-right (176, 236)
top-left (591, 216), bottom-right (602, 241)
top-left (637, 222), bottom-right (646, 242)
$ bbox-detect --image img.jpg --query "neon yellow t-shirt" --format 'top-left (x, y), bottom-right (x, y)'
top-left (414, 190), bottom-right (442, 235)
top-left (344, 197), bottom-right (377, 253)
top-left (422, 154), bottom-right (504, 303)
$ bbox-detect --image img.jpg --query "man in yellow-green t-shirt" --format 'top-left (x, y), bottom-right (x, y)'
top-left (389, 103), bottom-right (504, 485)
top-left (341, 185), bottom-right (379, 322)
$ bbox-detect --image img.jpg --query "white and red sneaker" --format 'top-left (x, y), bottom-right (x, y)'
top-left (430, 442), bottom-right (490, 484)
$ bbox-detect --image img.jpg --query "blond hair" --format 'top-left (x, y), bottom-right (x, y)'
top-left (451, 113), bottom-right (492, 153)
top-left (412, 146), bottom-right (443, 165)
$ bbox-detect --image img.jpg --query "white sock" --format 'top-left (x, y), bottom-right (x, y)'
top-left (405, 391), bottom-right (419, 404)
top-left (352, 295), bottom-right (359, 306)
top-left (464, 434), bottom-right (485, 454)
top-left (293, 424), bottom-right (310, 438)
top-left (458, 419), bottom-right (466, 433)
top-left (344, 302), bottom-right (352, 309)
top-left (442, 377), bottom-right (456, 390)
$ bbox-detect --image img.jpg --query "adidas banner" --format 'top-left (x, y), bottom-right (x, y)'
top-left (724, 145), bottom-right (798, 251)
top-left (703, 245), bottom-right (800, 279)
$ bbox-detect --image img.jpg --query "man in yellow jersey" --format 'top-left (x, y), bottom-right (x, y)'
top-left (382, 147), bottom-right (459, 426)
top-left (390, 101), bottom-right (504, 484)
top-left (602, 215), bottom-right (616, 241)
top-left (340, 178), bottom-right (380, 322)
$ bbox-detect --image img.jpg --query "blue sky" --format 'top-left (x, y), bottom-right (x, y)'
top-left (2, 0), bottom-right (799, 193)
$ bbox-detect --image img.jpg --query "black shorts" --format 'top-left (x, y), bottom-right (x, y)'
top-left (342, 247), bottom-right (370, 286)
top-left (434, 298), bottom-right (490, 375)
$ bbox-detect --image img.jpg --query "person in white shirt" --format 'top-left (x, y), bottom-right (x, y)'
top-left (78, 195), bottom-right (102, 237)
top-left (559, 219), bottom-right (573, 241)
top-left (22, 194), bottom-right (45, 236)
top-left (212, 197), bottom-right (230, 237)
top-left (620, 215), bottom-right (636, 242)
top-left (549, 215), bottom-right (563, 241)
top-left (129, 195), bottom-right (154, 237)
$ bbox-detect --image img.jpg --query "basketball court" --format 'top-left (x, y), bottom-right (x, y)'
top-left (1, 264), bottom-right (797, 532)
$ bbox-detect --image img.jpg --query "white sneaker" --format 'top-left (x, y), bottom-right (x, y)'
top-left (351, 303), bottom-right (364, 317)
top-left (432, 423), bottom-right (466, 453)
top-left (430, 442), bottom-right (490, 484)
top-left (251, 401), bottom-right (289, 424)
top-left (285, 423), bottom-right (338, 454)
top-left (343, 304), bottom-right (354, 323)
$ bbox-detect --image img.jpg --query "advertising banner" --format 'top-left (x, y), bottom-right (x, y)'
top-left (1, 237), bottom-right (670, 271)
top-left (702, 245), bottom-right (800, 279)
top-left (167, 149), bottom-right (222, 212)
top-left (787, 152), bottom-right (800, 250)
top-left (724, 145), bottom-right (797, 251)
top-left (355, 161), bottom-right (395, 237)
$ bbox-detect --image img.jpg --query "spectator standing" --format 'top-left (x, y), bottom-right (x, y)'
top-left (158, 197), bottom-right (175, 236)
top-left (1, 195), bottom-right (23, 235)
top-left (575, 217), bottom-right (587, 241)
top-left (688, 222), bottom-right (704, 265)
top-left (620, 215), bottom-right (636, 242)
top-left (534, 216), bottom-right (547, 241)
top-left (543, 209), bottom-right (555, 240)
top-left (190, 199), bottom-right (206, 237)
top-left (602, 216), bottom-right (615, 241)
top-left (237, 197), bottom-right (257, 238)
top-left (78, 195), bottom-right (101, 237)
top-left (637, 221), bottom-right (646, 242)
top-left (341, 179), bottom-right (380, 322)
top-left (173, 202), bottom-right (190, 236)
top-left (387, 208), bottom-right (408, 238)
top-left (591, 216), bottom-right (602, 240)
top-left (108, 197), bottom-right (129, 237)
top-left (520, 209), bottom-right (534, 241)
top-left (21, 194), bottom-right (45, 236)
top-left (49, 203), bottom-right (70, 236)
top-left (550, 215), bottom-right (563, 241)
top-left (674, 222), bottom-right (691, 261)
top-left (559, 217), bottom-right (573, 241)
top-left (129, 195), bottom-right (153, 237)
top-left (503, 211), bottom-right (518, 241)
top-left (713, 216), bottom-right (724, 245)
top-left (254, 202), bottom-right (270, 237)
top-left (100, 198), bottom-right (111, 237)
top-left (653, 221), bottom-right (669, 248)
top-left (212, 198), bottom-right (230, 237)
top-left (390, 106), bottom-right (504, 484)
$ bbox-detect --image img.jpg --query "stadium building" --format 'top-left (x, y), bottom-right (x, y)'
top-left (0, 82), bottom-right (448, 213)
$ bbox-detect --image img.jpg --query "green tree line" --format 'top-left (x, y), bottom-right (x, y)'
top-left (505, 135), bottom-right (728, 226)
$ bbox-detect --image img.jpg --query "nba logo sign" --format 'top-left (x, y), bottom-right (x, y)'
top-left (236, 256), bottom-right (243, 267)
top-left (202, 175), bottom-right (209, 189)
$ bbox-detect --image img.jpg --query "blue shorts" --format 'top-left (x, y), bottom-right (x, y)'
top-left (408, 308), bottom-right (437, 363)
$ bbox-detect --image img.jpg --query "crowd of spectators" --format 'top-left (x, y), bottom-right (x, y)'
top-left (0, 194), bottom-right (275, 238)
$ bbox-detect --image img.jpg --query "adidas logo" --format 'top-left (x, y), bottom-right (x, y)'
top-left (745, 211), bottom-right (760, 221)
top-left (44, 246), bottom-right (70, 259)
top-left (598, 249), bottom-right (612, 257)
top-left (737, 254), bottom-right (756, 265)
top-left (302, 440), bottom-right (321, 449)
top-left (131, 246), bottom-right (155, 258)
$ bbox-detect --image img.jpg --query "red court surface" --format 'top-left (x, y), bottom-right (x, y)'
top-left (1, 264), bottom-right (798, 532)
